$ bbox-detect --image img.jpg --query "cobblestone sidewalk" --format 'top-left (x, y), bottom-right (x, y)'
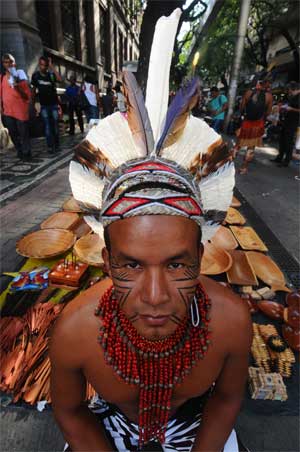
top-left (0, 132), bottom-right (83, 205)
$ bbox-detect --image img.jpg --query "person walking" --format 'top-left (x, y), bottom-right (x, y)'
top-left (207, 87), bottom-right (228, 133)
top-left (237, 80), bottom-right (273, 174)
top-left (65, 76), bottom-right (84, 135)
top-left (271, 82), bottom-right (300, 167)
top-left (0, 53), bottom-right (32, 160)
top-left (81, 76), bottom-right (100, 124)
top-left (31, 56), bottom-right (62, 154)
top-left (114, 82), bottom-right (127, 113)
top-left (101, 87), bottom-right (115, 117)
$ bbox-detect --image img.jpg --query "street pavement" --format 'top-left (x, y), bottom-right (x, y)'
top-left (0, 131), bottom-right (299, 451)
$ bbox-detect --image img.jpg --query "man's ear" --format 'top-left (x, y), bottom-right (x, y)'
top-left (102, 247), bottom-right (112, 278)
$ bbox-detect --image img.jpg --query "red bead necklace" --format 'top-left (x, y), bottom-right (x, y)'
top-left (95, 283), bottom-right (211, 447)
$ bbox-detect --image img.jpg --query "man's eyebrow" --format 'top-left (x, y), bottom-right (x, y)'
top-left (167, 251), bottom-right (191, 261)
top-left (115, 252), bottom-right (142, 262)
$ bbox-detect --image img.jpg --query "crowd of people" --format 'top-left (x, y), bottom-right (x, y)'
top-left (0, 53), bottom-right (127, 160)
top-left (0, 52), bottom-right (299, 172)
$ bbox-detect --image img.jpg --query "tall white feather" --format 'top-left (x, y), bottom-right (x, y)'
top-left (145, 8), bottom-right (182, 145)
top-left (161, 116), bottom-right (221, 168)
top-left (86, 112), bottom-right (144, 168)
top-left (69, 161), bottom-right (105, 209)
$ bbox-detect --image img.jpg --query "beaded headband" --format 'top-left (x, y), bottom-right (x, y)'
top-left (69, 8), bottom-right (235, 243)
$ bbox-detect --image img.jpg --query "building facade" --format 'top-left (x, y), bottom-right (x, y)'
top-left (0, 0), bottom-right (141, 88)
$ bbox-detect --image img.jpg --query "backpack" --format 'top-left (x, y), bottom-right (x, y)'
top-left (245, 90), bottom-right (266, 121)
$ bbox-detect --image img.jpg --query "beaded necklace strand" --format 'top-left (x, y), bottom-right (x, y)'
top-left (95, 283), bottom-right (211, 446)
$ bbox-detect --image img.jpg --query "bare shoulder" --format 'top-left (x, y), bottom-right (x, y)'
top-left (50, 278), bottom-right (111, 366)
top-left (200, 276), bottom-right (252, 348)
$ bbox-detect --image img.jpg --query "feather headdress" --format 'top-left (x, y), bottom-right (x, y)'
top-left (69, 8), bottom-right (234, 243)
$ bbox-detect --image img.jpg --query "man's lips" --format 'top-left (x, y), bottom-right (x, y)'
top-left (139, 314), bottom-right (170, 326)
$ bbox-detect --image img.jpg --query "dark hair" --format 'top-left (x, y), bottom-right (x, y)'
top-left (210, 86), bottom-right (219, 93)
top-left (2, 53), bottom-right (15, 63)
top-left (104, 222), bottom-right (202, 254)
top-left (39, 56), bottom-right (49, 64)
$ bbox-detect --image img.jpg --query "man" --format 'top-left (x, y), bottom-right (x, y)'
top-left (101, 86), bottom-right (115, 117)
top-left (31, 56), bottom-right (62, 154)
top-left (271, 81), bottom-right (300, 167)
top-left (207, 87), bottom-right (228, 133)
top-left (237, 80), bottom-right (273, 174)
top-left (65, 76), bottom-right (84, 135)
top-left (50, 10), bottom-right (251, 451)
top-left (0, 53), bottom-right (31, 160)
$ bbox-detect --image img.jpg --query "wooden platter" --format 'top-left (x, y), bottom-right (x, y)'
top-left (200, 242), bottom-right (232, 275)
top-left (16, 229), bottom-right (76, 259)
top-left (70, 217), bottom-right (92, 238)
top-left (226, 250), bottom-right (258, 286)
top-left (74, 234), bottom-right (105, 267)
top-left (230, 196), bottom-right (241, 208)
top-left (246, 251), bottom-right (291, 292)
top-left (230, 226), bottom-right (268, 252)
top-left (62, 196), bottom-right (83, 213)
top-left (224, 207), bottom-right (246, 225)
top-left (211, 226), bottom-right (238, 250)
top-left (40, 212), bottom-right (80, 230)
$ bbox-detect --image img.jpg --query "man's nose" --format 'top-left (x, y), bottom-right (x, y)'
top-left (142, 268), bottom-right (170, 307)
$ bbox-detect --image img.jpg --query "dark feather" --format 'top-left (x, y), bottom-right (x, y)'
top-left (156, 78), bottom-right (200, 153)
top-left (122, 71), bottom-right (154, 155)
top-left (73, 140), bottom-right (110, 177)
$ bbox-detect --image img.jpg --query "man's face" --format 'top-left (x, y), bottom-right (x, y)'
top-left (211, 90), bottom-right (218, 99)
top-left (39, 59), bottom-right (49, 73)
top-left (102, 215), bottom-right (203, 341)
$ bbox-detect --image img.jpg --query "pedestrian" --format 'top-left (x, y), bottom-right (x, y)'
top-left (114, 82), bottom-right (127, 113)
top-left (207, 87), bottom-right (228, 133)
top-left (31, 56), bottom-right (62, 154)
top-left (65, 76), bottom-right (84, 135)
top-left (237, 80), bottom-right (273, 174)
top-left (271, 81), bottom-right (300, 167)
top-left (81, 76), bottom-right (100, 124)
top-left (0, 53), bottom-right (32, 160)
top-left (101, 87), bottom-right (115, 117)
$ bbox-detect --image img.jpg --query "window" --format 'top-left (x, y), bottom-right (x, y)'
top-left (119, 31), bottom-right (123, 70)
top-left (82, 0), bottom-right (92, 65)
top-left (114, 22), bottom-right (118, 72)
top-left (35, 1), bottom-right (53, 49)
top-left (61, 1), bottom-right (80, 59)
top-left (99, 5), bottom-right (109, 72)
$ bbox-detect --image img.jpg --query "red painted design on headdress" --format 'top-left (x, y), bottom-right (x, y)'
top-left (125, 162), bottom-right (176, 173)
top-left (105, 197), bottom-right (149, 216)
top-left (164, 197), bottom-right (202, 215)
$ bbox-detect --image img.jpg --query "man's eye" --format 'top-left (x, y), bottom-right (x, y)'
top-left (125, 262), bottom-right (141, 269)
top-left (168, 263), bottom-right (184, 270)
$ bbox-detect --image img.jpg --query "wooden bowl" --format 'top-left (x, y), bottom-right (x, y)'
top-left (226, 250), bottom-right (258, 286)
top-left (246, 251), bottom-right (291, 292)
top-left (74, 234), bottom-right (105, 267)
top-left (257, 300), bottom-right (284, 320)
top-left (200, 242), bottom-right (232, 275)
top-left (230, 226), bottom-right (268, 252)
top-left (41, 212), bottom-right (80, 230)
top-left (211, 226), bottom-right (238, 250)
top-left (70, 217), bottom-right (92, 238)
top-left (62, 196), bottom-right (83, 213)
top-left (224, 207), bottom-right (246, 225)
top-left (16, 229), bottom-right (76, 259)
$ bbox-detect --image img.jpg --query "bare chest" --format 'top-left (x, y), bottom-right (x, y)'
top-left (83, 337), bottom-right (224, 423)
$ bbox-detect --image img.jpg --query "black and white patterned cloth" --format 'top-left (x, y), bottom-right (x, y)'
top-left (65, 392), bottom-right (241, 452)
